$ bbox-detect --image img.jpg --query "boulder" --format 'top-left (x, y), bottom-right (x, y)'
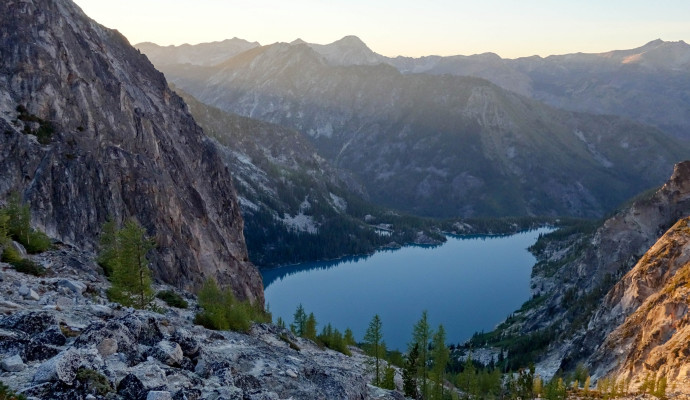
top-left (147, 391), bottom-right (172, 400)
top-left (1, 354), bottom-right (26, 372)
top-left (151, 340), bottom-right (183, 367)
top-left (34, 349), bottom-right (83, 384)
top-left (0, 311), bottom-right (57, 335)
top-left (58, 279), bottom-right (86, 295)
top-left (96, 338), bottom-right (118, 357)
top-left (117, 373), bottom-right (147, 400)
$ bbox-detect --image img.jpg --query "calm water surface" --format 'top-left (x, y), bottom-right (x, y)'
top-left (262, 228), bottom-right (551, 351)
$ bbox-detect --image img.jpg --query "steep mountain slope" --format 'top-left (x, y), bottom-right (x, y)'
top-left (176, 89), bottom-right (444, 266)
top-left (145, 42), bottom-right (687, 218)
top-left (587, 217), bottom-right (690, 391)
top-left (0, 0), bottom-right (262, 302)
top-left (481, 161), bottom-right (690, 385)
top-left (136, 38), bottom-right (259, 67)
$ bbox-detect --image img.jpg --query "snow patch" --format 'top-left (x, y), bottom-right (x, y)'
top-left (280, 213), bottom-right (318, 234)
top-left (329, 193), bottom-right (347, 213)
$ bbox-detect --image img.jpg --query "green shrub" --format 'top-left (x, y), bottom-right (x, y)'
top-left (0, 381), bottom-right (27, 400)
top-left (156, 290), bottom-right (188, 309)
top-left (3, 193), bottom-right (51, 253)
top-left (75, 368), bottom-right (113, 396)
top-left (1, 246), bottom-right (23, 264)
top-left (10, 258), bottom-right (46, 277)
top-left (194, 278), bottom-right (270, 333)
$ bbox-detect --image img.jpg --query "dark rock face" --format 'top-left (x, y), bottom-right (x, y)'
top-left (0, 0), bottom-right (262, 302)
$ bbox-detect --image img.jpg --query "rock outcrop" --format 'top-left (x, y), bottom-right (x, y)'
top-left (0, 249), bottom-right (404, 399)
top-left (587, 217), bottom-right (690, 391)
top-left (0, 0), bottom-right (262, 302)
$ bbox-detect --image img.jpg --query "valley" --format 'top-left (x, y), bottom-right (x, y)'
top-left (1, 0), bottom-right (690, 398)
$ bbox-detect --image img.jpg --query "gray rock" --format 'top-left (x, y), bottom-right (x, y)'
top-left (55, 296), bottom-right (74, 309)
top-left (97, 338), bottom-right (118, 357)
top-left (18, 285), bottom-right (30, 296)
top-left (26, 289), bottom-right (40, 301)
top-left (89, 304), bottom-right (113, 317)
top-left (1, 354), bottom-right (26, 372)
top-left (33, 349), bottom-right (83, 384)
top-left (151, 340), bottom-right (183, 366)
top-left (147, 391), bottom-right (172, 400)
top-left (58, 279), bottom-right (86, 295)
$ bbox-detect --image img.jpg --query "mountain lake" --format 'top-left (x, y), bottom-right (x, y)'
top-left (262, 227), bottom-right (552, 351)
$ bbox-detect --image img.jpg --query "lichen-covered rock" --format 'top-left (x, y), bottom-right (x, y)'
top-left (117, 373), bottom-right (147, 400)
top-left (150, 340), bottom-right (183, 367)
top-left (0, 311), bottom-right (57, 335)
top-left (34, 349), bottom-right (84, 384)
top-left (0, 0), bottom-right (263, 304)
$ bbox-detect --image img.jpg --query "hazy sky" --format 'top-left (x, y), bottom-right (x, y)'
top-left (73, 0), bottom-right (689, 58)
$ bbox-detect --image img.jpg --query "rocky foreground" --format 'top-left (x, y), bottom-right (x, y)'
top-left (0, 245), bottom-right (403, 400)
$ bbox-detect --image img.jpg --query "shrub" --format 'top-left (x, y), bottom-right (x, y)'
top-left (1, 246), bottom-right (23, 264)
top-left (0, 381), bottom-right (27, 400)
top-left (75, 368), bottom-right (113, 396)
top-left (3, 193), bottom-right (51, 253)
top-left (194, 278), bottom-right (270, 333)
top-left (156, 290), bottom-right (188, 309)
top-left (10, 258), bottom-right (46, 277)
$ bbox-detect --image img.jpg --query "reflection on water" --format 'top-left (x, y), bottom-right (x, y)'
top-left (262, 228), bottom-right (551, 351)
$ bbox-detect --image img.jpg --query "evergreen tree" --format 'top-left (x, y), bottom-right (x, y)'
top-left (381, 364), bottom-right (396, 390)
top-left (344, 328), bottom-right (357, 346)
top-left (430, 324), bottom-right (449, 400)
top-left (364, 314), bottom-right (385, 386)
top-left (410, 311), bottom-right (433, 399)
top-left (101, 219), bottom-right (155, 309)
top-left (276, 317), bottom-right (286, 329)
top-left (291, 304), bottom-right (307, 336)
top-left (403, 343), bottom-right (419, 398)
top-left (304, 312), bottom-right (317, 340)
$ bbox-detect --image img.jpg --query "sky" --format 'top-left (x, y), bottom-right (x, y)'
top-left (73, 0), bottom-right (690, 59)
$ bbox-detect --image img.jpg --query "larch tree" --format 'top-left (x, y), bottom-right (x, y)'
top-left (364, 314), bottom-right (385, 386)
top-left (410, 310), bottom-right (433, 399)
top-left (102, 219), bottom-right (155, 309)
top-left (430, 324), bottom-right (449, 399)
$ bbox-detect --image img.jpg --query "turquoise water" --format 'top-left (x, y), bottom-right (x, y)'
top-left (262, 228), bottom-right (550, 351)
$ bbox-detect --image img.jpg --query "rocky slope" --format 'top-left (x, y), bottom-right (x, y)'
top-left (483, 161), bottom-right (690, 389)
top-left (0, 0), bottom-right (262, 301)
top-left (0, 246), bottom-right (404, 399)
top-left (142, 41), bottom-right (687, 218)
top-left (587, 217), bottom-right (690, 391)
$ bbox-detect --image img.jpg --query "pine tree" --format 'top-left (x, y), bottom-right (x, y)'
top-left (276, 317), bottom-right (286, 329)
top-left (410, 310), bottom-right (433, 399)
top-left (364, 314), bottom-right (385, 386)
top-left (430, 324), bottom-right (449, 400)
top-left (403, 343), bottom-right (419, 398)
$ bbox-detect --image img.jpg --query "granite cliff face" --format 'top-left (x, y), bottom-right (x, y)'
top-left (0, 0), bottom-right (262, 302)
top-left (587, 217), bottom-right (690, 391)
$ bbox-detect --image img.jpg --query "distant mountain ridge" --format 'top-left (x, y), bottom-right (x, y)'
top-left (138, 37), bottom-right (690, 139)
top-left (140, 40), bottom-right (689, 219)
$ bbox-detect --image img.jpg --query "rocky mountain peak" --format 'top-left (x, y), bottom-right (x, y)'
top-left (0, 0), bottom-right (263, 302)
top-left (307, 35), bottom-right (384, 66)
